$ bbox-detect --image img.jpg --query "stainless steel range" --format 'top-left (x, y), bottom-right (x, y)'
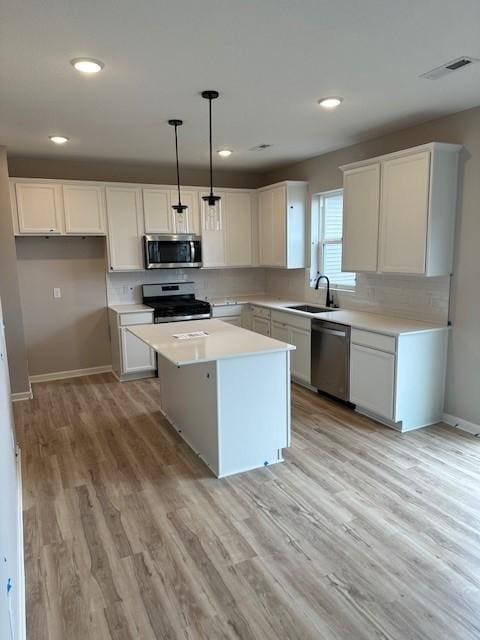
top-left (142, 282), bottom-right (211, 323)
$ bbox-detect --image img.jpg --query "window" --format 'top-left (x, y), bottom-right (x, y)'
top-left (315, 189), bottom-right (356, 288)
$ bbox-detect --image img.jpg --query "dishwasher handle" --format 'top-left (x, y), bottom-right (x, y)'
top-left (311, 325), bottom-right (347, 338)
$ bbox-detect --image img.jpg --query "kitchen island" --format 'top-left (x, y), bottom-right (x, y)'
top-left (128, 319), bottom-right (295, 478)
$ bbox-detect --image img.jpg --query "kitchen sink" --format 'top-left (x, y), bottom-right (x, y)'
top-left (285, 304), bottom-right (336, 313)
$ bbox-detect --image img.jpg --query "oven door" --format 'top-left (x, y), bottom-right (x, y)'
top-left (144, 234), bottom-right (202, 269)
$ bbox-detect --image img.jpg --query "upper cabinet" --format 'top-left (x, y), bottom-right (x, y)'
top-left (342, 164), bottom-right (380, 272)
top-left (143, 188), bottom-right (200, 235)
top-left (200, 189), bottom-right (254, 268)
top-left (341, 143), bottom-right (461, 276)
top-left (63, 184), bottom-right (106, 234)
top-left (257, 181), bottom-right (307, 268)
top-left (105, 186), bottom-right (144, 271)
top-left (12, 180), bottom-right (106, 235)
top-left (15, 182), bottom-right (64, 234)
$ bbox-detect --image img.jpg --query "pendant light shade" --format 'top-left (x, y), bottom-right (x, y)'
top-left (168, 119), bottom-right (188, 213)
top-left (201, 90), bottom-right (221, 207)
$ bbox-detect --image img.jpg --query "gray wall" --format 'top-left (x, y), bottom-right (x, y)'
top-left (15, 237), bottom-right (111, 376)
top-left (0, 147), bottom-right (30, 394)
top-left (262, 105), bottom-right (480, 426)
top-left (8, 155), bottom-right (262, 189)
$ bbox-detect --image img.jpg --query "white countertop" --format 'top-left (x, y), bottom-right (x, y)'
top-left (109, 304), bottom-right (152, 314)
top-left (128, 319), bottom-right (295, 366)
top-left (210, 296), bottom-right (446, 336)
top-left (111, 297), bottom-right (446, 336)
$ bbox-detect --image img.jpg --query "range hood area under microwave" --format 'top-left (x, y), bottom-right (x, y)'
top-left (144, 234), bottom-right (202, 269)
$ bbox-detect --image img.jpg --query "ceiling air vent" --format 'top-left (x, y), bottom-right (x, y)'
top-left (249, 143), bottom-right (272, 151)
top-left (420, 56), bottom-right (479, 80)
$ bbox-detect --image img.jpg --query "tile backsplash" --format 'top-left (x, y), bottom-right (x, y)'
top-left (266, 269), bottom-right (451, 324)
top-left (106, 268), bottom-right (268, 304)
top-left (108, 267), bottom-right (451, 324)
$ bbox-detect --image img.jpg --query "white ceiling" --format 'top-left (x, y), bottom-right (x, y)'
top-left (1, 0), bottom-right (480, 171)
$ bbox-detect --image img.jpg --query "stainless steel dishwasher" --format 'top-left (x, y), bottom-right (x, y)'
top-left (311, 319), bottom-right (351, 402)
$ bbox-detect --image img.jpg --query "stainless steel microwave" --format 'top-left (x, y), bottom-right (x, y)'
top-left (144, 234), bottom-right (202, 269)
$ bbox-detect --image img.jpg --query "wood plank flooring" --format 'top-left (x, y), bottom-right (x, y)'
top-left (14, 373), bottom-right (480, 640)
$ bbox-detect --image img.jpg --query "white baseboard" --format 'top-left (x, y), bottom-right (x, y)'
top-left (11, 384), bottom-right (33, 402)
top-left (443, 413), bottom-right (480, 437)
top-left (29, 364), bottom-right (112, 384)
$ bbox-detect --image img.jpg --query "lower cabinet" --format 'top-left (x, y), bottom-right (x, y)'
top-left (109, 309), bottom-right (156, 381)
top-left (349, 327), bottom-right (448, 431)
top-left (252, 317), bottom-right (270, 336)
top-left (271, 316), bottom-right (310, 384)
top-left (350, 343), bottom-right (395, 420)
top-left (120, 328), bottom-right (156, 373)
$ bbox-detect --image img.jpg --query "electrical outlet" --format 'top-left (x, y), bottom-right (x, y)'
top-left (53, 288), bottom-right (61, 299)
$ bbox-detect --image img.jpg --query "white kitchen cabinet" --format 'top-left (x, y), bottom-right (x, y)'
top-left (200, 195), bottom-right (226, 267)
top-left (141, 187), bottom-right (202, 235)
top-left (171, 190), bottom-right (200, 235)
top-left (224, 192), bottom-right (254, 266)
top-left (63, 184), bottom-right (106, 234)
top-left (271, 309), bottom-right (311, 384)
top-left (15, 182), bottom-right (64, 234)
top-left (143, 188), bottom-right (173, 233)
top-left (271, 320), bottom-right (289, 343)
top-left (350, 344), bottom-right (395, 420)
top-left (212, 304), bottom-right (244, 328)
top-left (257, 181), bottom-right (307, 268)
top-left (289, 326), bottom-right (311, 383)
top-left (120, 327), bottom-right (156, 373)
top-left (341, 143), bottom-right (461, 276)
top-left (108, 308), bottom-right (155, 381)
top-left (342, 164), bottom-right (380, 272)
top-left (252, 317), bottom-right (271, 336)
top-left (105, 186), bottom-right (144, 271)
top-left (350, 327), bottom-right (448, 431)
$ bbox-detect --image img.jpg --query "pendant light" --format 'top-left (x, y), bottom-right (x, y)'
top-left (201, 90), bottom-right (221, 207)
top-left (168, 119), bottom-right (187, 213)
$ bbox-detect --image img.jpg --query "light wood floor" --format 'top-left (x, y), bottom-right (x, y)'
top-left (14, 373), bottom-right (480, 640)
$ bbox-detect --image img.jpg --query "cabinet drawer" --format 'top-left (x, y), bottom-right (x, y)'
top-left (251, 305), bottom-right (271, 320)
top-left (212, 304), bottom-right (244, 318)
top-left (271, 309), bottom-right (310, 331)
top-left (119, 312), bottom-right (154, 326)
top-left (351, 329), bottom-right (396, 354)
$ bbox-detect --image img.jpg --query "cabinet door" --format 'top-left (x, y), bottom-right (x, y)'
top-left (63, 184), bottom-right (105, 234)
top-left (15, 182), bottom-right (63, 234)
top-left (171, 191), bottom-right (200, 235)
top-left (143, 188), bottom-right (173, 233)
top-left (379, 151), bottom-right (430, 274)
top-left (200, 195), bottom-right (226, 267)
top-left (106, 186), bottom-right (144, 271)
top-left (342, 164), bottom-right (380, 272)
top-left (258, 189), bottom-right (273, 265)
top-left (350, 344), bottom-right (395, 419)
top-left (271, 321), bottom-right (289, 343)
top-left (252, 317), bottom-right (270, 336)
top-left (272, 186), bottom-right (286, 266)
top-left (120, 328), bottom-right (156, 373)
top-left (224, 192), bottom-right (253, 266)
top-left (289, 326), bottom-right (311, 383)
top-left (221, 316), bottom-right (242, 327)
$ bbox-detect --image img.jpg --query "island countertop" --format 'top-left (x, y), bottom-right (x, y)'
top-left (128, 319), bottom-right (295, 367)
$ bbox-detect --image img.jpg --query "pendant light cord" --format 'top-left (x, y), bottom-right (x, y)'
top-left (174, 123), bottom-right (181, 206)
top-left (208, 97), bottom-right (213, 197)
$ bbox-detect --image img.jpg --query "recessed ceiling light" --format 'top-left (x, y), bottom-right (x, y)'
top-left (218, 149), bottom-right (233, 158)
top-left (49, 135), bottom-right (69, 144)
top-left (317, 96), bottom-right (343, 110)
top-left (70, 58), bottom-right (104, 74)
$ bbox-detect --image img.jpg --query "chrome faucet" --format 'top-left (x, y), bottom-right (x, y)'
top-left (314, 274), bottom-right (334, 307)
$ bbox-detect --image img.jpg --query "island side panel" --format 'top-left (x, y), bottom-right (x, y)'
top-left (158, 355), bottom-right (220, 476)
top-left (216, 350), bottom-right (291, 477)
